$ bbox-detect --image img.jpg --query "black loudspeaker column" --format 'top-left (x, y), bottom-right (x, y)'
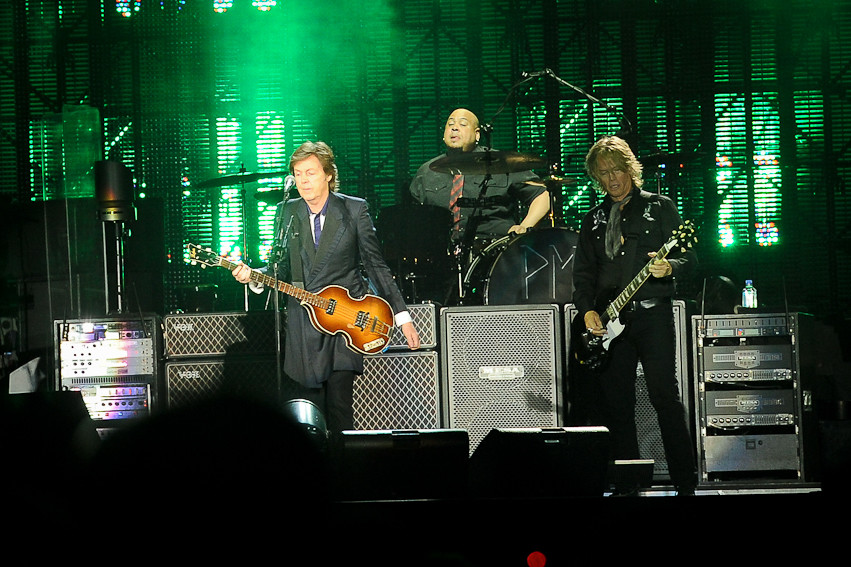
top-left (441, 304), bottom-right (562, 454)
top-left (332, 428), bottom-right (469, 501)
top-left (565, 301), bottom-right (690, 481)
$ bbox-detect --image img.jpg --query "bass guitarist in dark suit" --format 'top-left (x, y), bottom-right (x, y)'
top-left (572, 136), bottom-right (697, 496)
top-left (232, 141), bottom-right (420, 434)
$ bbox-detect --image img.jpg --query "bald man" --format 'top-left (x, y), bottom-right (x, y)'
top-left (409, 108), bottom-right (550, 242)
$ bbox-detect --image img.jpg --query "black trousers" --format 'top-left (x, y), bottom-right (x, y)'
top-left (595, 302), bottom-right (697, 489)
top-left (295, 370), bottom-right (357, 434)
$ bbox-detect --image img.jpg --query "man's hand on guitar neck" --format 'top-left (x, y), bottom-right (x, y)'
top-left (232, 261), bottom-right (252, 284)
top-left (647, 251), bottom-right (673, 278)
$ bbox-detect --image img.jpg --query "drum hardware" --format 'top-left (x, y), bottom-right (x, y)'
top-left (638, 150), bottom-right (702, 169)
top-left (639, 150), bottom-right (703, 193)
top-left (539, 174), bottom-right (585, 227)
top-left (375, 204), bottom-right (452, 304)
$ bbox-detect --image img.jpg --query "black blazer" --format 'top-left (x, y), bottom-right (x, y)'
top-left (272, 191), bottom-right (407, 388)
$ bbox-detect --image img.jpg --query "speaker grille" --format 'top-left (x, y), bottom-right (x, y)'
top-left (163, 311), bottom-right (278, 358)
top-left (355, 351), bottom-right (440, 430)
top-left (386, 303), bottom-right (437, 350)
top-left (441, 305), bottom-right (562, 454)
top-left (164, 357), bottom-right (286, 409)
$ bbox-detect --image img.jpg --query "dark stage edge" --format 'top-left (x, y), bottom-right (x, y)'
top-left (328, 487), bottom-right (841, 566)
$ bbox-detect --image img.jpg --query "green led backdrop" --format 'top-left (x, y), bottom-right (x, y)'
top-left (1, 0), bottom-right (848, 328)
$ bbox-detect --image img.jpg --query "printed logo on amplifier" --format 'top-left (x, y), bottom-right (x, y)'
top-left (177, 370), bottom-right (201, 380)
top-left (733, 349), bottom-right (759, 369)
top-left (171, 322), bottom-right (196, 332)
top-left (479, 365), bottom-right (525, 381)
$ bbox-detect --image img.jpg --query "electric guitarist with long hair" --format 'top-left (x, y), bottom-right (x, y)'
top-left (571, 136), bottom-right (698, 497)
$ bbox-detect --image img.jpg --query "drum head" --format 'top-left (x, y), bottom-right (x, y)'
top-left (485, 228), bottom-right (578, 305)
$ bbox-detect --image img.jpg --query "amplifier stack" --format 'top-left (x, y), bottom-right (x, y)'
top-left (693, 312), bottom-right (812, 486)
top-left (162, 311), bottom-right (285, 408)
top-left (354, 303), bottom-right (441, 430)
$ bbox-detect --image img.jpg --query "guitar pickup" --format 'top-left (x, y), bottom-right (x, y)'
top-left (354, 311), bottom-right (369, 331)
top-left (326, 299), bottom-right (337, 315)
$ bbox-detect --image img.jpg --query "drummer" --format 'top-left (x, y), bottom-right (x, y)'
top-left (409, 108), bottom-right (550, 249)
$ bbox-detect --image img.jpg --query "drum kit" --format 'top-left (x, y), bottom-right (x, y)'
top-left (377, 148), bottom-right (581, 307)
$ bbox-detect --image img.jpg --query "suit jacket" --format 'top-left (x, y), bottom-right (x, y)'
top-left (271, 191), bottom-right (408, 388)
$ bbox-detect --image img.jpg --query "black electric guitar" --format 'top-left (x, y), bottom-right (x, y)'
top-left (185, 243), bottom-right (393, 355)
top-left (573, 221), bottom-right (697, 371)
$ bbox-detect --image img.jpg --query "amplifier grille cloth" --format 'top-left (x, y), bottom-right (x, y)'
top-left (354, 351), bottom-right (440, 430)
top-left (442, 306), bottom-right (561, 454)
top-left (163, 312), bottom-right (277, 358)
top-left (386, 303), bottom-right (437, 350)
top-left (164, 357), bottom-right (288, 409)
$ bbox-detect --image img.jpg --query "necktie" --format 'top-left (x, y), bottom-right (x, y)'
top-left (450, 174), bottom-right (463, 238)
top-left (313, 213), bottom-right (322, 249)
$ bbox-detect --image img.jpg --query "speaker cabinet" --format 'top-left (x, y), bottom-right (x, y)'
top-left (441, 304), bottom-right (562, 454)
top-left (164, 356), bottom-right (295, 409)
top-left (332, 429), bottom-right (469, 501)
top-left (355, 350), bottom-right (441, 430)
top-left (386, 303), bottom-right (438, 351)
top-left (468, 426), bottom-right (610, 498)
top-left (163, 311), bottom-right (278, 358)
top-left (565, 301), bottom-right (689, 481)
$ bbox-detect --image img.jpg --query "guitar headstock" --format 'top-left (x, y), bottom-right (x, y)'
top-left (672, 220), bottom-right (697, 253)
top-left (185, 243), bottom-right (222, 269)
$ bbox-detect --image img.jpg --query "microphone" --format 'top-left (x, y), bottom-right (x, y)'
top-left (283, 174), bottom-right (296, 196)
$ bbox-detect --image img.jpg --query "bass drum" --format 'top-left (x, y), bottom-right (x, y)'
top-left (484, 227), bottom-right (579, 305)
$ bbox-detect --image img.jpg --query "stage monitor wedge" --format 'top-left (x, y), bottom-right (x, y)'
top-left (468, 426), bottom-right (611, 499)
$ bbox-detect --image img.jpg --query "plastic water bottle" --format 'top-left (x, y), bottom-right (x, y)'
top-left (742, 279), bottom-right (758, 308)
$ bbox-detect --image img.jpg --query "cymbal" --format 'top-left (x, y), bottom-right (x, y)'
top-left (538, 175), bottom-right (583, 186)
top-left (194, 171), bottom-right (288, 190)
top-left (430, 150), bottom-right (548, 175)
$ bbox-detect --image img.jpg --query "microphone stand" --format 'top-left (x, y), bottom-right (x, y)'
top-left (542, 68), bottom-right (632, 138)
top-left (270, 205), bottom-right (295, 406)
top-left (238, 163), bottom-right (251, 312)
